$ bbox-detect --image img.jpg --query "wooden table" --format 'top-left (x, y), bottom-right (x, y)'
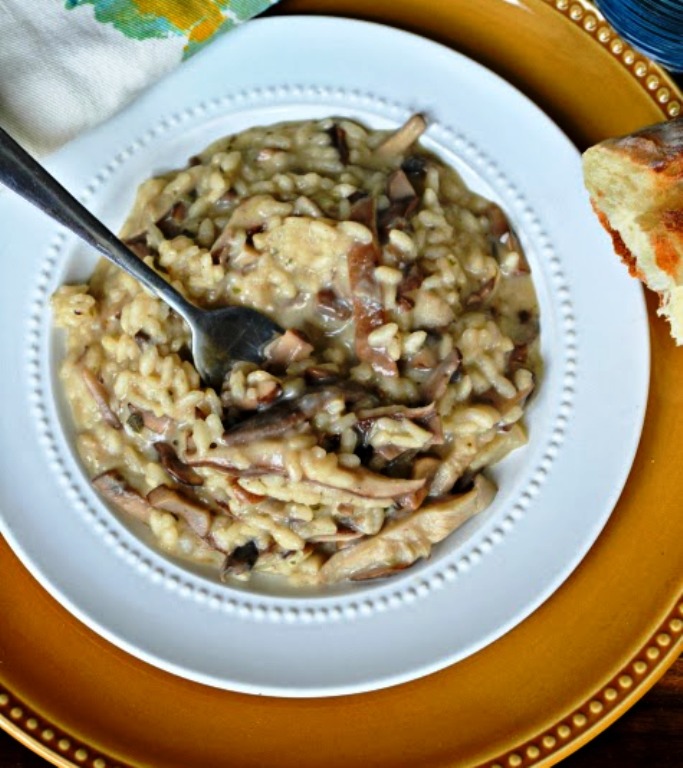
top-left (1, 655), bottom-right (680, 767)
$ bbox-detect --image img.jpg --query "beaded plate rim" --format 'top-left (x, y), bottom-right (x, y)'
top-left (1, 599), bottom-right (680, 768)
top-left (1, 12), bottom-right (651, 696)
top-left (542, 0), bottom-right (681, 118)
top-left (26, 83), bottom-right (574, 621)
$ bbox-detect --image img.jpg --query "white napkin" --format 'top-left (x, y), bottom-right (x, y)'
top-left (0, 0), bottom-right (277, 155)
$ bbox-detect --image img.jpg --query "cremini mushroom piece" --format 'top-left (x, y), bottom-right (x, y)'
top-left (299, 454), bottom-right (426, 500)
top-left (147, 485), bottom-right (212, 538)
top-left (154, 442), bottom-right (204, 486)
top-left (421, 349), bottom-right (462, 402)
top-left (264, 329), bottom-right (314, 367)
top-left (220, 540), bottom-right (259, 581)
top-left (347, 239), bottom-right (399, 378)
top-left (376, 114), bottom-right (428, 159)
top-left (81, 367), bottom-right (121, 429)
top-left (320, 474), bottom-right (496, 583)
top-left (127, 405), bottom-right (173, 435)
top-left (93, 470), bottom-right (154, 523)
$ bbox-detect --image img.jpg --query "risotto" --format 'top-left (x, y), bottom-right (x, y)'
top-left (52, 115), bottom-right (541, 585)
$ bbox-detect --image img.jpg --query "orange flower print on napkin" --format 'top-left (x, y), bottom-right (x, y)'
top-left (65, 0), bottom-right (276, 57)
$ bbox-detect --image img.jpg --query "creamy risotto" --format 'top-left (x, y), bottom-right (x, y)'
top-left (52, 115), bottom-right (540, 585)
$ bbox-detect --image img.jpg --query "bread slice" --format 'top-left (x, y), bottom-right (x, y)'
top-left (582, 116), bottom-right (683, 343)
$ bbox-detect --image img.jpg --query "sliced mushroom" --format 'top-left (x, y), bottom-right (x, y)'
top-left (401, 154), bottom-right (428, 184)
top-left (189, 456), bottom-right (286, 479)
top-left (199, 420), bottom-right (426, 503)
top-left (428, 435), bottom-right (481, 497)
top-left (319, 474), bottom-right (495, 583)
top-left (396, 264), bottom-right (424, 307)
top-left (329, 123), bottom-right (350, 165)
top-left (229, 480), bottom-right (266, 505)
top-left (387, 169), bottom-right (417, 203)
top-left (348, 195), bottom-right (378, 237)
top-left (509, 343), bottom-right (529, 369)
top-left (221, 386), bottom-right (348, 447)
top-left (220, 540), bottom-right (259, 580)
top-left (307, 529), bottom-right (364, 545)
top-left (81, 367), bottom-right (121, 429)
top-left (486, 203), bottom-right (530, 274)
top-left (301, 460), bottom-right (425, 500)
top-left (221, 405), bottom-right (309, 447)
top-left (465, 276), bottom-right (498, 309)
top-left (478, 373), bottom-right (535, 414)
top-left (264, 329), bottom-right (314, 367)
top-left (347, 239), bottom-right (398, 378)
top-left (376, 114), bottom-right (428, 159)
top-left (407, 346), bottom-right (439, 371)
top-left (238, 475), bottom-right (398, 512)
top-left (369, 449), bottom-right (426, 478)
top-left (304, 366), bottom-right (340, 386)
top-left (510, 310), bottom-right (541, 348)
top-left (379, 170), bottom-right (420, 237)
top-left (133, 330), bottom-right (151, 349)
top-left (378, 202), bottom-right (417, 240)
top-left (469, 422), bottom-right (527, 473)
top-left (355, 402), bottom-right (436, 422)
top-left (316, 288), bottom-right (352, 322)
top-left (154, 442), bottom-right (204, 486)
top-left (355, 402), bottom-right (443, 457)
top-left (412, 455), bottom-right (441, 482)
top-left (421, 407), bottom-right (445, 447)
top-left (299, 384), bottom-right (369, 411)
top-left (127, 405), bottom-right (173, 434)
top-left (124, 234), bottom-right (151, 260)
top-left (485, 202), bottom-right (511, 240)
top-left (369, 445), bottom-right (412, 469)
top-left (146, 485), bottom-right (212, 538)
top-left (156, 201), bottom-right (187, 239)
top-left (92, 470), bottom-right (154, 523)
top-left (187, 443), bottom-right (288, 478)
top-left (146, 411), bottom-right (174, 433)
top-left (348, 563), bottom-right (413, 580)
top-left (237, 462), bottom-right (426, 506)
top-left (420, 349), bottom-right (462, 402)
top-left (393, 481), bottom-right (430, 514)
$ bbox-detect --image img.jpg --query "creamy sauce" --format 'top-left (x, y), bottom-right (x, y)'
top-left (52, 116), bottom-right (540, 586)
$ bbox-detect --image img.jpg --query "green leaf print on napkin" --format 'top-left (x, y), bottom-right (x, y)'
top-left (65, 0), bottom-right (276, 58)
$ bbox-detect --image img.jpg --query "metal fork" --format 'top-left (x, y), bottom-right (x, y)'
top-left (0, 127), bottom-right (282, 389)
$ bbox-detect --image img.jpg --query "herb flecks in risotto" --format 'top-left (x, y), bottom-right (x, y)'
top-left (52, 115), bottom-right (540, 586)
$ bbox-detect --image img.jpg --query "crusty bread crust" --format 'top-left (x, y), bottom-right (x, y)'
top-left (582, 116), bottom-right (683, 344)
top-left (590, 202), bottom-right (644, 280)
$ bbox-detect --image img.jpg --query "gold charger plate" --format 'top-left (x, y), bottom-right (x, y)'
top-left (1, 0), bottom-right (681, 766)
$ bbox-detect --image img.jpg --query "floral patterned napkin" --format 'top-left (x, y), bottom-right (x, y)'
top-left (0, 0), bottom-right (277, 155)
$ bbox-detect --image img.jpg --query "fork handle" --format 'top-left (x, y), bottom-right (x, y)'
top-left (0, 126), bottom-right (197, 320)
